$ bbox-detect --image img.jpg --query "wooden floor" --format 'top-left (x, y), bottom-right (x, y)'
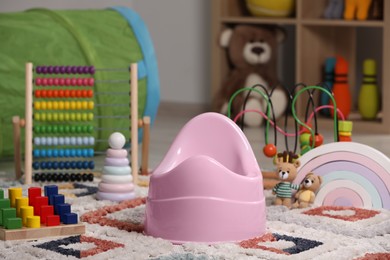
top-left (2, 102), bottom-right (390, 179)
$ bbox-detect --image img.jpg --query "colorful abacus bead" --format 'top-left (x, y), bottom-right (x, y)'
top-left (35, 78), bottom-right (42, 86)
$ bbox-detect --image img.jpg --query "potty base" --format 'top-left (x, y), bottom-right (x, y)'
top-left (145, 197), bottom-right (266, 244)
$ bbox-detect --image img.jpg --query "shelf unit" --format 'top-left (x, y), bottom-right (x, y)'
top-left (211, 0), bottom-right (390, 133)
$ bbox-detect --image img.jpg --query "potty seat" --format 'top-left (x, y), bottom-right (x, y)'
top-left (144, 112), bottom-right (266, 244)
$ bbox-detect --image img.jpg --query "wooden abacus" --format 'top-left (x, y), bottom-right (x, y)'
top-left (14, 62), bottom-right (150, 185)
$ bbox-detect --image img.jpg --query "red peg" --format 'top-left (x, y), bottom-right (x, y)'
top-left (52, 90), bottom-right (59, 98)
top-left (41, 90), bottom-right (47, 98)
top-left (263, 144), bottom-right (277, 158)
top-left (76, 90), bottom-right (82, 98)
top-left (64, 89), bottom-right (70, 98)
top-left (70, 90), bottom-right (76, 98)
top-left (59, 78), bottom-right (65, 86)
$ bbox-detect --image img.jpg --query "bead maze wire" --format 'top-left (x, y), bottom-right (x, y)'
top-left (227, 83), bottom-right (343, 157)
top-left (24, 63), bottom-right (140, 185)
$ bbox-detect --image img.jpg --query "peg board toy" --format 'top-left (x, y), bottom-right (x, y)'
top-left (0, 185), bottom-right (85, 241)
top-left (294, 142), bottom-right (390, 209)
top-left (24, 63), bottom-right (141, 185)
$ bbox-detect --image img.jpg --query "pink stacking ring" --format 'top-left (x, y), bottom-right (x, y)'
top-left (96, 191), bottom-right (136, 202)
top-left (106, 148), bottom-right (128, 158)
top-left (98, 182), bottom-right (135, 193)
top-left (104, 158), bottom-right (129, 167)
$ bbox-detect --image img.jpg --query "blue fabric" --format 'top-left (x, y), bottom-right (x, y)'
top-left (111, 6), bottom-right (160, 126)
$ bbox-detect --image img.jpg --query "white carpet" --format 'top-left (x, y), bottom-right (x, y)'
top-left (0, 183), bottom-right (389, 260)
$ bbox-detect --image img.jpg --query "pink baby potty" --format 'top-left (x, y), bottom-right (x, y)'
top-left (144, 112), bottom-right (266, 244)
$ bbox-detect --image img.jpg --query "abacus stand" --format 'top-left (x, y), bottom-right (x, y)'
top-left (0, 223), bottom-right (85, 241)
top-left (21, 62), bottom-right (149, 185)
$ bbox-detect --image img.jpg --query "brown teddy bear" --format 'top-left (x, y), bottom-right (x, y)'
top-left (272, 151), bottom-right (300, 208)
top-left (292, 172), bottom-right (323, 209)
top-left (214, 25), bottom-right (288, 127)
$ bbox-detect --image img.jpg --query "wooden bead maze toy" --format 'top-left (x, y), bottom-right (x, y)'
top-left (0, 185), bottom-right (85, 241)
top-left (227, 84), bottom-right (353, 188)
top-left (228, 83), bottom-right (390, 209)
top-left (18, 62), bottom-right (151, 185)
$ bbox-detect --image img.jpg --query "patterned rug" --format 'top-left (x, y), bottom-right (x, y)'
top-left (0, 183), bottom-right (389, 260)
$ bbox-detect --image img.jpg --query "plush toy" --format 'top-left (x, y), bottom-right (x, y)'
top-left (324, 0), bottom-right (344, 19)
top-left (272, 151), bottom-right (300, 208)
top-left (214, 25), bottom-right (288, 127)
top-left (344, 0), bottom-right (372, 20)
top-left (292, 172), bottom-right (323, 209)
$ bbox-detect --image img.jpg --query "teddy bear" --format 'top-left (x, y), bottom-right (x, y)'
top-left (214, 25), bottom-right (288, 127)
top-left (272, 151), bottom-right (300, 208)
top-left (292, 172), bottom-right (323, 209)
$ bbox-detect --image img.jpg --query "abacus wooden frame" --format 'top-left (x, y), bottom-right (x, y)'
top-left (20, 62), bottom-right (145, 185)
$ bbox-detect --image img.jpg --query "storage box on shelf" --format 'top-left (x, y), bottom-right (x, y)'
top-left (211, 0), bottom-right (389, 133)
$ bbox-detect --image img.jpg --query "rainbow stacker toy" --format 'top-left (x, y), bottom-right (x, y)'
top-left (0, 185), bottom-right (84, 241)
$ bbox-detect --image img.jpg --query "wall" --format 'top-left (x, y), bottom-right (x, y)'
top-left (132, 0), bottom-right (211, 105)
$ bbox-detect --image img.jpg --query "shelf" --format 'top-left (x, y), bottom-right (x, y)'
top-left (211, 0), bottom-right (390, 133)
top-left (301, 19), bottom-right (384, 28)
top-left (220, 17), bottom-right (384, 28)
top-left (220, 16), bottom-right (297, 25)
